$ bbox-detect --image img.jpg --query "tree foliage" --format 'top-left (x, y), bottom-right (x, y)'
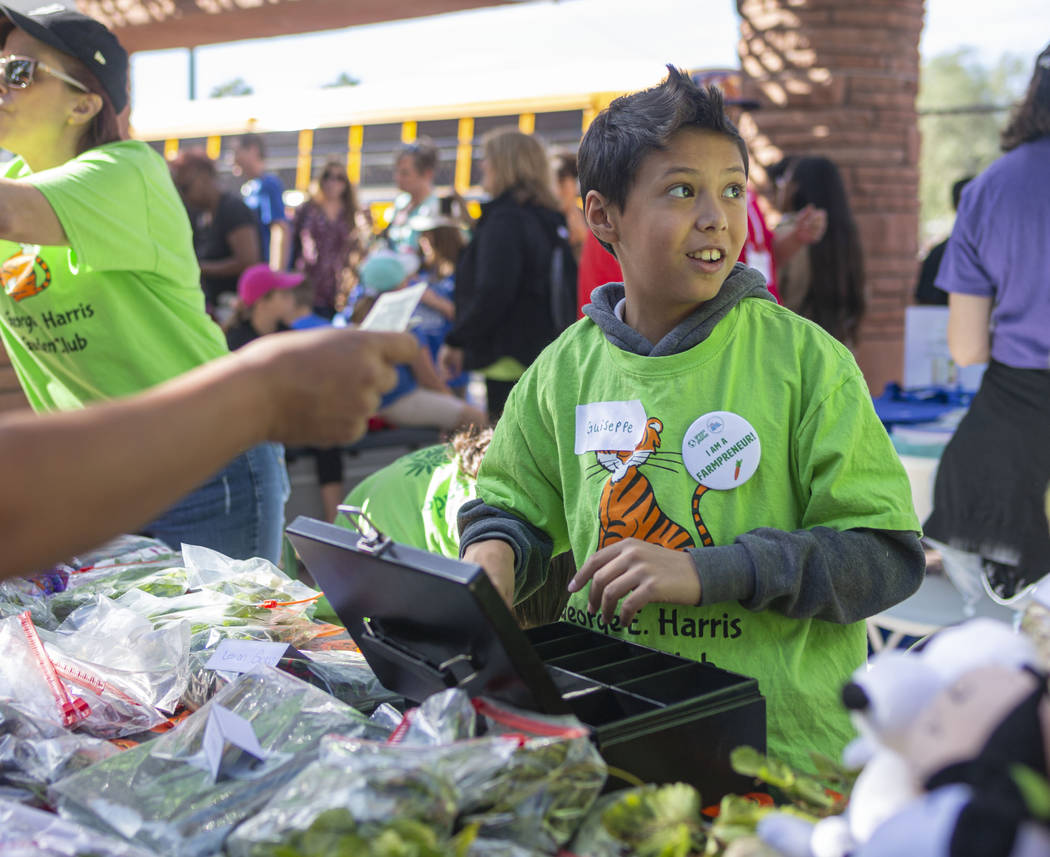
top-left (917, 48), bottom-right (1028, 244)
top-left (209, 77), bottom-right (254, 98)
top-left (322, 72), bottom-right (362, 88)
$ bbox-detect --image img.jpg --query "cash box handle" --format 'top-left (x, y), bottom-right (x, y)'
top-left (336, 505), bottom-right (392, 555)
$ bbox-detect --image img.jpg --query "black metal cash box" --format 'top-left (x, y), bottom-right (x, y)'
top-left (286, 515), bottom-right (766, 801)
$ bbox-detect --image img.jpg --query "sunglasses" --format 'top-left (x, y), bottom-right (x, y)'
top-left (322, 172), bottom-right (347, 182)
top-left (0, 55), bottom-right (89, 93)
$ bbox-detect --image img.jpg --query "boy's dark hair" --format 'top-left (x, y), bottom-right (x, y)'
top-left (578, 64), bottom-right (749, 253)
top-left (237, 132), bottom-right (266, 158)
top-left (1000, 43), bottom-right (1050, 152)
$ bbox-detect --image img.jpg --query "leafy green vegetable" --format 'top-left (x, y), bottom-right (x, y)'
top-left (254, 810), bottom-right (478, 857)
top-left (601, 783), bottom-right (706, 857)
top-left (730, 747), bottom-right (838, 813)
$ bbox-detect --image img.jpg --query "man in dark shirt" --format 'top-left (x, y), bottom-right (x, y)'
top-left (171, 149), bottom-right (260, 324)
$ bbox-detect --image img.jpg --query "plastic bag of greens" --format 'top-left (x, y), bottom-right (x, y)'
top-left (285, 648), bottom-right (400, 713)
top-left (0, 701), bottom-right (118, 805)
top-left (46, 565), bottom-right (189, 627)
top-left (273, 726), bottom-right (601, 853)
top-left (389, 685), bottom-right (479, 745)
top-left (0, 571), bottom-right (64, 627)
top-left (0, 536), bottom-right (179, 630)
top-left (327, 690), bottom-right (606, 853)
top-left (49, 666), bottom-right (391, 857)
top-left (182, 628), bottom-right (396, 713)
top-left (0, 615), bottom-right (67, 729)
top-left (0, 599), bottom-right (187, 739)
top-left (231, 808), bottom-right (478, 857)
top-left (182, 544), bottom-right (319, 614)
top-left (0, 798), bottom-right (156, 857)
top-left (460, 695), bottom-right (607, 851)
top-left (114, 587), bottom-right (256, 635)
top-left (181, 625), bottom-right (288, 711)
top-left (72, 534), bottom-right (180, 572)
top-left (51, 596), bottom-right (189, 717)
top-left (225, 739), bottom-right (462, 857)
top-left (114, 580), bottom-right (324, 646)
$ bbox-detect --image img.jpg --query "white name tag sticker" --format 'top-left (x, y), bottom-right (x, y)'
top-left (359, 282), bottom-right (427, 332)
top-left (204, 640), bottom-right (293, 674)
top-left (682, 411), bottom-right (761, 490)
top-left (575, 399), bottom-right (647, 454)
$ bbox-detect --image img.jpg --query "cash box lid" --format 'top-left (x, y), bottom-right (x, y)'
top-left (285, 514), bottom-right (571, 714)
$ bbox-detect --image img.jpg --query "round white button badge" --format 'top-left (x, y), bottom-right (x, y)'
top-left (681, 411), bottom-right (761, 490)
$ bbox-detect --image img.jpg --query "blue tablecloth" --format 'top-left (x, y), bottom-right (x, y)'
top-left (872, 383), bottom-right (973, 432)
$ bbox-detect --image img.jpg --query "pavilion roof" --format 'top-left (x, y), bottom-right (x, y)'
top-left (76, 0), bottom-right (511, 53)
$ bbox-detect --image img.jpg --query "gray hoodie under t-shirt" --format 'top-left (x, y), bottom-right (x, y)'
top-left (458, 264), bottom-right (924, 623)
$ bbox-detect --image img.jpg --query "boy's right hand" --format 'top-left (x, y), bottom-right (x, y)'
top-left (569, 539), bottom-right (701, 627)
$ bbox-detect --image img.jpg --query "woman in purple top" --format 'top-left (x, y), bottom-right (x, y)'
top-left (924, 43), bottom-right (1050, 601)
top-left (290, 160), bottom-right (363, 318)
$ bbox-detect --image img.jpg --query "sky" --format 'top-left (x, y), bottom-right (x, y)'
top-left (128, 0), bottom-right (1048, 128)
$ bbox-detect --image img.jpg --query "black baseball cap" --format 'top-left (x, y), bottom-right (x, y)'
top-left (0, 3), bottom-right (128, 112)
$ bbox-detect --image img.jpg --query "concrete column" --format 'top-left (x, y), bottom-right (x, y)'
top-left (736, 0), bottom-right (924, 394)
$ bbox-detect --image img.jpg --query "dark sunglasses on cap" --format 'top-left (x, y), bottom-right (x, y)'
top-left (0, 55), bottom-right (89, 93)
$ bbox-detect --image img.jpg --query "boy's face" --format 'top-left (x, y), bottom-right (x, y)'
top-left (593, 128), bottom-right (748, 339)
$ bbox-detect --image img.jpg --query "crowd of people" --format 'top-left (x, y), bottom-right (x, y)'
top-left (0, 1), bottom-right (1047, 790)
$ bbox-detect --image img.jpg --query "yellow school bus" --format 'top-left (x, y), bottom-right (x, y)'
top-left (131, 85), bottom-right (631, 229)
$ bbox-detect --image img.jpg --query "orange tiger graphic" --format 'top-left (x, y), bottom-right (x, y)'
top-left (1, 251), bottom-right (50, 302)
top-left (593, 416), bottom-right (714, 550)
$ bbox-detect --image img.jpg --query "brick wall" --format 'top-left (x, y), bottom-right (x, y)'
top-left (737, 0), bottom-right (924, 394)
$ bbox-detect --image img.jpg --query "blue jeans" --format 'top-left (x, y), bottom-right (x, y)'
top-left (143, 443), bottom-right (290, 564)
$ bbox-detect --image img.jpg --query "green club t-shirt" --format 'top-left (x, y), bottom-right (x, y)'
top-left (0, 140), bottom-right (228, 412)
top-left (476, 298), bottom-right (920, 772)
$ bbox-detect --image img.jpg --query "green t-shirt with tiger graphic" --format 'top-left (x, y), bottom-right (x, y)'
top-left (475, 297), bottom-right (920, 773)
top-left (0, 140), bottom-right (228, 412)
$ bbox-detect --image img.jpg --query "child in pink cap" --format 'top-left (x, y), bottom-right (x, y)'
top-left (226, 264), bottom-right (303, 350)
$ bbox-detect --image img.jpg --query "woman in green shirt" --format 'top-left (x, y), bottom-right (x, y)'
top-left (0, 6), bottom-right (288, 563)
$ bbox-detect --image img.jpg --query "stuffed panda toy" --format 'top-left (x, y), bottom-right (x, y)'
top-left (758, 618), bottom-right (1050, 857)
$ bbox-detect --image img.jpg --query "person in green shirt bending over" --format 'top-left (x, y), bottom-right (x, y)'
top-left (339, 427), bottom-right (574, 629)
top-left (456, 67), bottom-right (925, 773)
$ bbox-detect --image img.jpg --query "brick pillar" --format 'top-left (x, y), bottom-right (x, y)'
top-left (736, 0), bottom-right (924, 394)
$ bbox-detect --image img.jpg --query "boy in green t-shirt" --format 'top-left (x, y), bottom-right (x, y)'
top-left (457, 67), bottom-right (924, 772)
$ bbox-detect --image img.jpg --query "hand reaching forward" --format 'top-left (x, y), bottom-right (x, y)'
top-left (240, 327), bottom-right (418, 447)
top-left (568, 539), bottom-right (701, 627)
